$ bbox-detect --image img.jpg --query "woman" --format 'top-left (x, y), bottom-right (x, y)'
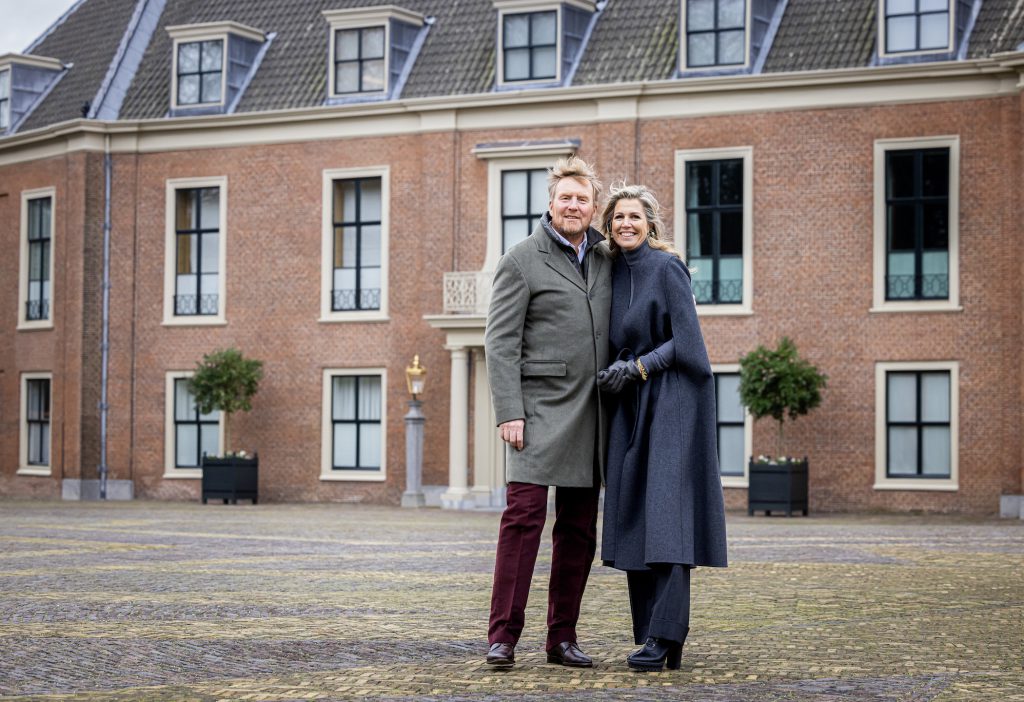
top-left (596, 184), bottom-right (728, 672)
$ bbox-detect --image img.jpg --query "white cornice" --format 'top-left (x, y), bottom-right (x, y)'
top-left (0, 53), bottom-right (65, 72)
top-left (472, 139), bottom-right (579, 159)
top-left (1, 54), bottom-right (1023, 166)
top-left (322, 6), bottom-right (425, 29)
top-left (166, 22), bottom-right (266, 43)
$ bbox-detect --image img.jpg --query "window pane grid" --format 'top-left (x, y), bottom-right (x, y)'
top-left (26, 379), bottom-right (51, 466)
top-left (686, 0), bottom-right (747, 68)
top-left (174, 378), bottom-right (219, 468)
top-left (886, 371), bottom-right (951, 478)
top-left (714, 373), bottom-right (745, 476)
top-left (503, 11), bottom-right (558, 81)
top-left (332, 375), bottom-right (383, 470)
top-left (885, 148), bottom-right (950, 300)
top-left (26, 197), bottom-right (52, 321)
top-left (686, 159), bottom-right (744, 304)
top-left (177, 40), bottom-right (223, 105)
top-left (332, 178), bottom-right (382, 311)
top-left (174, 188), bottom-right (219, 316)
top-left (885, 0), bottom-right (950, 53)
top-left (501, 169), bottom-right (547, 253)
top-left (334, 27), bottom-right (387, 94)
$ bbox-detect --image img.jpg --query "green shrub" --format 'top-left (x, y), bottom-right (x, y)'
top-left (738, 337), bottom-right (827, 460)
top-left (188, 348), bottom-right (264, 456)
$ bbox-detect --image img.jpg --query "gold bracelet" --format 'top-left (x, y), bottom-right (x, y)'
top-left (635, 359), bottom-right (648, 381)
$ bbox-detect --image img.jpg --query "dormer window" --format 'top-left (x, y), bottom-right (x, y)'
top-left (677, 0), bottom-right (784, 76)
top-left (882, 0), bottom-right (951, 54)
top-left (176, 40), bottom-right (224, 106)
top-left (503, 11), bottom-right (558, 82)
top-left (323, 7), bottom-right (427, 102)
top-left (335, 27), bottom-right (386, 94)
top-left (493, 1), bottom-right (596, 88)
top-left (0, 68), bottom-right (9, 131)
top-left (685, 0), bottom-right (747, 68)
top-left (876, 0), bottom-right (979, 64)
top-left (167, 22), bottom-right (267, 115)
top-left (0, 53), bottom-right (64, 134)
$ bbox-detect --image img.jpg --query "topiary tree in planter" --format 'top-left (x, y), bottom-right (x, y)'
top-left (188, 348), bottom-right (264, 457)
top-left (738, 337), bottom-right (827, 461)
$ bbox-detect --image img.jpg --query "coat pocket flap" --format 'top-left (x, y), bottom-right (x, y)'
top-left (521, 360), bottom-right (567, 377)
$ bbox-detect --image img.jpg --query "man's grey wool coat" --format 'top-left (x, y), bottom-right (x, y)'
top-left (484, 220), bottom-right (612, 488)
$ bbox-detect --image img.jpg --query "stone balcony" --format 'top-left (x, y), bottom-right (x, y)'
top-left (442, 271), bottom-right (493, 315)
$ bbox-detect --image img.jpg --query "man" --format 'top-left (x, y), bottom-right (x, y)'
top-left (483, 155), bottom-right (611, 668)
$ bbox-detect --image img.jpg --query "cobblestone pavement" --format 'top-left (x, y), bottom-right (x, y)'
top-left (0, 501), bottom-right (1022, 701)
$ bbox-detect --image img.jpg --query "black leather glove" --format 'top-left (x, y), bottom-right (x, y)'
top-left (597, 359), bottom-right (641, 394)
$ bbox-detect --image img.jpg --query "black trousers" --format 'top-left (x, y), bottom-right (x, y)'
top-left (626, 565), bottom-right (691, 645)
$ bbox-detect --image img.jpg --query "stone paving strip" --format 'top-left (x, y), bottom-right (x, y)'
top-left (0, 501), bottom-right (1022, 701)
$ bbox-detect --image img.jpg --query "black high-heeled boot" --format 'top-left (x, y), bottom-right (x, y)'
top-left (626, 636), bottom-right (684, 671)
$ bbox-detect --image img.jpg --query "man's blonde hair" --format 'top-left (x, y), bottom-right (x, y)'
top-left (547, 155), bottom-right (602, 202)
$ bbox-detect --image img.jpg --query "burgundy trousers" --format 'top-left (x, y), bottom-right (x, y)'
top-left (488, 481), bottom-right (601, 651)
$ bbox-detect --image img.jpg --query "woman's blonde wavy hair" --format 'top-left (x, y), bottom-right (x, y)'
top-left (599, 183), bottom-right (684, 260)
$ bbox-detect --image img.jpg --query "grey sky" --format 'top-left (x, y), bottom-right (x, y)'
top-left (0, 0), bottom-right (79, 55)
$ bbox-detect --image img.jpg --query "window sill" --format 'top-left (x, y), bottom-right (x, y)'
top-left (320, 471), bottom-right (386, 482)
top-left (319, 313), bottom-right (390, 324)
top-left (696, 306), bottom-right (753, 317)
top-left (17, 467), bottom-right (52, 476)
top-left (163, 469), bottom-right (202, 479)
top-left (162, 317), bottom-right (228, 327)
top-left (720, 478), bottom-right (749, 489)
top-left (17, 321), bottom-right (55, 331)
top-left (870, 303), bottom-right (962, 314)
top-left (873, 480), bottom-right (958, 492)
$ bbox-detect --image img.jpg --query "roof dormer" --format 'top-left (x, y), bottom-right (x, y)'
top-left (0, 53), bottom-right (65, 135)
top-left (322, 6), bottom-right (429, 104)
top-left (493, 0), bottom-right (598, 89)
top-left (678, 0), bottom-right (786, 77)
top-left (167, 22), bottom-right (269, 116)
top-left (877, 0), bottom-right (980, 65)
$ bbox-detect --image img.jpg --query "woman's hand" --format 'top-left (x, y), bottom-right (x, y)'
top-left (597, 360), bottom-right (641, 393)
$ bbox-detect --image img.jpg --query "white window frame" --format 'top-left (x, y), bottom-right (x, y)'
top-left (874, 360), bottom-right (959, 492)
top-left (679, 0), bottom-right (753, 72)
top-left (674, 146), bottom-right (754, 316)
top-left (163, 176), bottom-right (228, 327)
top-left (163, 371), bottom-right (225, 479)
top-left (18, 372), bottom-right (53, 476)
top-left (494, 2), bottom-right (570, 88)
top-left (320, 166), bottom-right (390, 323)
top-left (18, 187), bottom-right (56, 331)
top-left (871, 136), bottom-right (961, 313)
top-left (323, 7), bottom-right (425, 98)
top-left (877, 0), bottom-right (955, 59)
top-left (167, 22), bottom-right (265, 111)
top-left (475, 142), bottom-right (577, 272)
top-left (712, 363), bottom-right (753, 488)
top-left (0, 67), bottom-right (10, 131)
top-left (321, 367), bottom-right (388, 482)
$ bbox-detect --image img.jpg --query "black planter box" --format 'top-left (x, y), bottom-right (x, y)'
top-left (201, 455), bottom-right (258, 504)
top-left (748, 459), bottom-right (808, 516)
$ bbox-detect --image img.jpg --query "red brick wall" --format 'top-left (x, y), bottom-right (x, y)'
top-left (1, 94), bottom-right (1020, 513)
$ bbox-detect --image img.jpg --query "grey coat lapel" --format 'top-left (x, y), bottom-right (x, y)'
top-left (535, 224), bottom-right (587, 292)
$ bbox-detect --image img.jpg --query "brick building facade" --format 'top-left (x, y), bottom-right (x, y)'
top-left (1, 0), bottom-right (1022, 514)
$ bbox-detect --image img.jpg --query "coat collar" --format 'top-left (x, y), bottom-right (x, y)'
top-left (531, 215), bottom-right (605, 292)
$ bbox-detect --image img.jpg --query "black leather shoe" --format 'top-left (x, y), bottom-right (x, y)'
top-left (546, 641), bottom-right (594, 667)
top-left (627, 637), bottom-right (683, 671)
top-left (486, 642), bottom-right (515, 667)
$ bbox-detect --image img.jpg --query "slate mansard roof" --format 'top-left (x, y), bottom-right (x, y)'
top-left (7, 0), bottom-right (1024, 134)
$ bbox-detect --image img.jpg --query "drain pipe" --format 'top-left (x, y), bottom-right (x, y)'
top-left (98, 134), bottom-right (112, 499)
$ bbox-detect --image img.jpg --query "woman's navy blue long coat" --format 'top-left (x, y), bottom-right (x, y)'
top-left (601, 243), bottom-right (728, 571)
